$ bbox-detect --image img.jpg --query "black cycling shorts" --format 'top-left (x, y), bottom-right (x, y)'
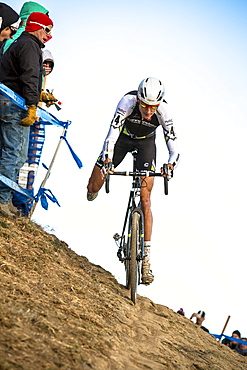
top-left (96, 132), bottom-right (156, 172)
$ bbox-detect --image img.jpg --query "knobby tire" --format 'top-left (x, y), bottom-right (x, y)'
top-left (125, 243), bottom-right (131, 290)
top-left (130, 212), bottom-right (139, 304)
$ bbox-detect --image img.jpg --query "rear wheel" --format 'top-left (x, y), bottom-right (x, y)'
top-left (130, 212), bottom-right (139, 304)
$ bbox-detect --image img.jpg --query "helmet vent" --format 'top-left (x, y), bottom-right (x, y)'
top-left (137, 77), bottom-right (164, 105)
top-left (156, 92), bottom-right (162, 101)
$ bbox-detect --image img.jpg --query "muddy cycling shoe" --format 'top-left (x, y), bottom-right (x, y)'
top-left (141, 263), bottom-right (154, 285)
top-left (87, 192), bottom-right (98, 201)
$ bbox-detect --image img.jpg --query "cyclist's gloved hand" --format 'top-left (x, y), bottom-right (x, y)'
top-left (161, 163), bottom-right (174, 180)
top-left (101, 161), bottom-right (115, 179)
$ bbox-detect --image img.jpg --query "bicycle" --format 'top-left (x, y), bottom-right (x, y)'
top-left (105, 150), bottom-right (168, 304)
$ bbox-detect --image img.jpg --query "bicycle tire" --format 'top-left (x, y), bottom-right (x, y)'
top-left (125, 243), bottom-right (131, 290)
top-left (130, 212), bottom-right (139, 304)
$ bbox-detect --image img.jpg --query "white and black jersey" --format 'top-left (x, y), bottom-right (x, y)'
top-left (97, 91), bottom-right (180, 171)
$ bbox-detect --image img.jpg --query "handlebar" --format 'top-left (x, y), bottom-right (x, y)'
top-left (111, 171), bottom-right (162, 176)
top-left (105, 171), bottom-right (168, 195)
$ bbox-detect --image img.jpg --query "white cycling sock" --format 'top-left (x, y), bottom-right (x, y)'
top-left (144, 243), bottom-right (151, 261)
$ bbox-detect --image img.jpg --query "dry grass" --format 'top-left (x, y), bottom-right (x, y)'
top-left (0, 217), bottom-right (246, 369)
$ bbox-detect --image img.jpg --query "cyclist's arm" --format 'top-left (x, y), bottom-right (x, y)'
top-left (101, 95), bottom-right (136, 161)
top-left (157, 104), bottom-right (180, 168)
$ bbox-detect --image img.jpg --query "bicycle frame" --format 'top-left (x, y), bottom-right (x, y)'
top-left (108, 150), bottom-right (169, 303)
top-left (116, 175), bottom-right (145, 263)
top-left (113, 172), bottom-right (145, 303)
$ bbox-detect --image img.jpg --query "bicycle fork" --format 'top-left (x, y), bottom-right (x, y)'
top-left (113, 191), bottom-right (135, 262)
top-left (114, 207), bottom-right (144, 261)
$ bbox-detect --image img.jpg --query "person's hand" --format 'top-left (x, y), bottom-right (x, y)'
top-left (161, 163), bottom-right (174, 180)
top-left (40, 90), bottom-right (58, 107)
top-left (21, 106), bottom-right (37, 126)
top-left (190, 313), bottom-right (197, 320)
top-left (101, 161), bottom-right (114, 179)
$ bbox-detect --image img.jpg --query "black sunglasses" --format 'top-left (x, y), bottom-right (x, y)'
top-left (10, 26), bottom-right (17, 36)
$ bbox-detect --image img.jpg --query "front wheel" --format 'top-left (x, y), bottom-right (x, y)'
top-left (130, 212), bottom-right (140, 304)
top-left (124, 243), bottom-right (131, 290)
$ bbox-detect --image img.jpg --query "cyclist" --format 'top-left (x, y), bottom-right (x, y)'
top-left (87, 77), bottom-right (180, 284)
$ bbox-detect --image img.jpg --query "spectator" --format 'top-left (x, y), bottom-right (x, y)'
top-left (222, 330), bottom-right (241, 350)
top-left (235, 338), bottom-right (247, 356)
top-left (190, 311), bottom-right (209, 333)
top-left (11, 48), bottom-right (55, 215)
top-left (42, 49), bottom-right (54, 77)
top-left (0, 3), bottom-right (20, 44)
top-left (41, 48), bottom-right (54, 93)
top-left (177, 308), bottom-right (185, 316)
top-left (3, 1), bottom-right (49, 53)
top-left (0, 11), bottom-right (54, 217)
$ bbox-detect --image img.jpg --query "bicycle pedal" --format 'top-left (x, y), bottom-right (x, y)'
top-left (141, 270), bottom-right (154, 285)
top-left (113, 233), bottom-right (121, 240)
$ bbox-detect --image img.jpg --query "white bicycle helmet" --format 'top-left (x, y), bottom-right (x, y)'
top-left (137, 77), bottom-right (165, 105)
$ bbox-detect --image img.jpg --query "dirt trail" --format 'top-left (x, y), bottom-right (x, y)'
top-left (0, 217), bottom-right (246, 369)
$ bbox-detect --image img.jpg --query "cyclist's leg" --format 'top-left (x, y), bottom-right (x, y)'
top-left (140, 177), bottom-right (155, 284)
top-left (87, 133), bottom-right (131, 200)
top-left (112, 133), bottom-right (133, 167)
top-left (140, 182), bottom-right (155, 285)
top-left (140, 176), bottom-right (154, 241)
top-left (136, 136), bottom-right (156, 241)
top-left (87, 163), bottom-right (104, 196)
top-left (136, 137), bottom-right (156, 284)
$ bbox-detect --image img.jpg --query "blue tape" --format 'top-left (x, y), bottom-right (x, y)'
top-left (211, 333), bottom-right (247, 345)
top-left (60, 136), bottom-right (83, 169)
top-left (0, 83), bottom-right (83, 213)
top-left (35, 188), bottom-right (60, 210)
top-left (0, 175), bottom-right (35, 199)
top-left (0, 82), bottom-right (67, 127)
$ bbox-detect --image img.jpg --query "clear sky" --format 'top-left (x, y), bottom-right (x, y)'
top-left (9, 0), bottom-right (247, 338)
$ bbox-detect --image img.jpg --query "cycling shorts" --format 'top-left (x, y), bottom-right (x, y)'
top-left (96, 132), bottom-right (156, 172)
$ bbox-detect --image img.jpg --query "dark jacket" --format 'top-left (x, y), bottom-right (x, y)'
top-left (0, 31), bottom-right (44, 106)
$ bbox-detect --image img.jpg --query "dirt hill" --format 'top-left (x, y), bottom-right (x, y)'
top-left (0, 217), bottom-right (246, 370)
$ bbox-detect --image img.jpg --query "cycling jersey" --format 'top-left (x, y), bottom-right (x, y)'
top-left (98, 90), bottom-right (180, 168)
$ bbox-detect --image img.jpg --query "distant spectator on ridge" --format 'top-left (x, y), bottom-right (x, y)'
top-left (235, 338), bottom-right (247, 356)
top-left (177, 308), bottom-right (185, 316)
top-left (190, 311), bottom-right (209, 333)
top-left (222, 330), bottom-right (241, 350)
